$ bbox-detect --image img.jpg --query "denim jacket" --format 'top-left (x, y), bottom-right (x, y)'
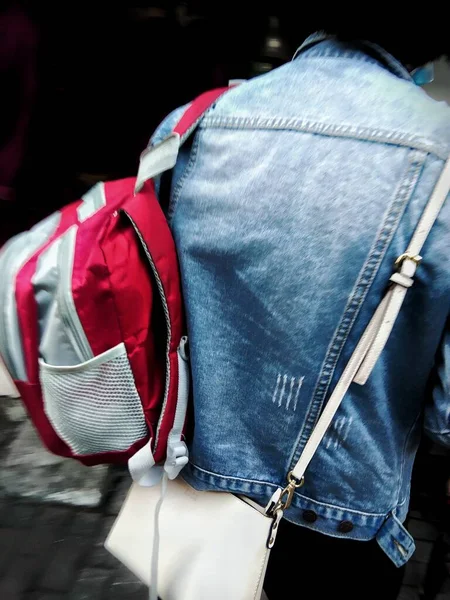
top-left (152, 35), bottom-right (450, 566)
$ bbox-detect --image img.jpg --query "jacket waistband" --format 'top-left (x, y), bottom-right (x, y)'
top-left (183, 462), bottom-right (415, 567)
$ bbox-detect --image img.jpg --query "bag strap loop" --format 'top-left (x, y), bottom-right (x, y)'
top-left (135, 88), bottom-right (228, 194)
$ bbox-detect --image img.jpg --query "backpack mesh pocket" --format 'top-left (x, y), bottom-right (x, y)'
top-left (39, 343), bottom-right (148, 456)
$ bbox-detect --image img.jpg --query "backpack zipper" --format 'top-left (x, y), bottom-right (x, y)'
top-left (122, 210), bottom-right (171, 454)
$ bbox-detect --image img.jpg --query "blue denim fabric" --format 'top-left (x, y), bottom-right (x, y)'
top-left (152, 35), bottom-right (450, 566)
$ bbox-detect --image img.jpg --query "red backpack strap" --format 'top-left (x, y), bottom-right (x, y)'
top-left (173, 87), bottom-right (228, 141)
top-left (135, 87), bottom-right (229, 193)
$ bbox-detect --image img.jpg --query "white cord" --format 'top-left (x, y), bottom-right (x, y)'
top-left (149, 473), bottom-right (168, 600)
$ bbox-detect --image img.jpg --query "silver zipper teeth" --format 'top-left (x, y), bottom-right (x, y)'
top-left (123, 211), bottom-right (172, 454)
top-left (57, 227), bottom-right (93, 363)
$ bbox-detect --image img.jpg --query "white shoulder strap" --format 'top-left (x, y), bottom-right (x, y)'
top-left (290, 157), bottom-right (450, 483)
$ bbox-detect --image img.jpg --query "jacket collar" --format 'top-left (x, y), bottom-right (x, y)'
top-left (294, 32), bottom-right (414, 83)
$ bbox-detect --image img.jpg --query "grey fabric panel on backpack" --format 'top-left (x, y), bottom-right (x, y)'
top-left (0, 212), bottom-right (61, 381)
top-left (32, 225), bottom-right (93, 367)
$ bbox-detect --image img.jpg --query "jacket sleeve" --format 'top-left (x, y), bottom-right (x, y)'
top-left (424, 318), bottom-right (450, 447)
top-left (149, 104), bottom-right (189, 147)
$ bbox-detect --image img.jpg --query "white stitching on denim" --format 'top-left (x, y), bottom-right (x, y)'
top-left (278, 374), bottom-right (287, 407)
top-left (271, 373), bottom-right (281, 404)
top-left (202, 116), bottom-right (449, 160)
top-left (285, 376), bottom-right (295, 410)
top-left (293, 376), bottom-right (305, 412)
top-left (325, 415), bottom-right (352, 450)
top-left (273, 375), bottom-right (304, 410)
top-left (325, 416), bottom-right (341, 450)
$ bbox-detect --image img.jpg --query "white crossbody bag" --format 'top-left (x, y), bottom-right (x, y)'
top-left (106, 158), bottom-right (450, 600)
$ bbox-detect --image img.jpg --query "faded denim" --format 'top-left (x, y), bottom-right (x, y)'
top-left (151, 35), bottom-right (450, 565)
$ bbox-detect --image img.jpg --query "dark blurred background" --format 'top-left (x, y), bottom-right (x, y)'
top-left (0, 2), bottom-right (298, 238)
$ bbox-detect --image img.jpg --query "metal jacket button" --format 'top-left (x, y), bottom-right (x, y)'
top-left (302, 510), bottom-right (318, 523)
top-left (338, 520), bottom-right (354, 533)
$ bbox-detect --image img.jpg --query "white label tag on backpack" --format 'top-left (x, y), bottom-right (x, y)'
top-left (135, 133), bottom-right (181, 194)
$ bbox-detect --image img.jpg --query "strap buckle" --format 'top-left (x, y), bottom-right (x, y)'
top-left (164, 440), bottom-right (189, 480)
top-left (394, 253), bottom-right (422, 269)
top-left (266, 471), bottom-right (305, 516)
top-left (267, 508), bottom-right (283, 549)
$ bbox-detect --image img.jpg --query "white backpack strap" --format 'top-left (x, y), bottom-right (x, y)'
top-left (128, 338), bottom-right (190, 486)
top-left (164, 337), bottom-right (190, 479)
top-left (135, 133), bottom-right (181, 194)
top-left (276, 156), bottom-right (450, 492)
top-left (135, 88), bottom-right (228, 194)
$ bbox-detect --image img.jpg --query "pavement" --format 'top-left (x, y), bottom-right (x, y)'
top-left (0, 397), bottom-right (448, 600)
top-left (0, 396), bottom-right (148, 600)
top-left (400, 516), bottom-right (449, 600)
top-left (0, 473), bottom-right (149, 600)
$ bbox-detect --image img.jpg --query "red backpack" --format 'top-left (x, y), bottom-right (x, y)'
top-left (0, 89), bottom-right (226, 480)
